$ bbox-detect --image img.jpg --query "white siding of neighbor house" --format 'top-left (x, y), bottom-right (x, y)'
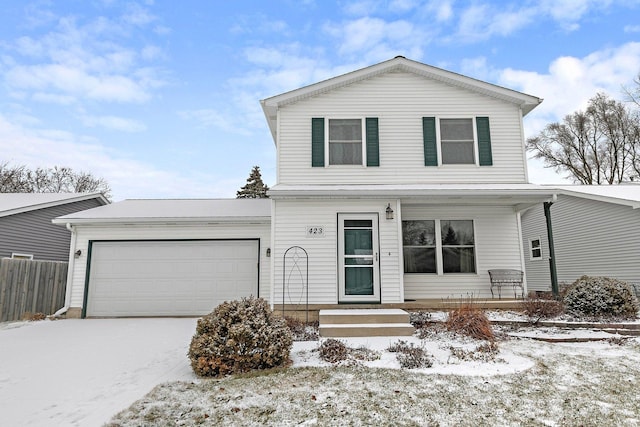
top-left (67, 223), bottom-right (271, 310)
top-left (276, 71), bottom-right (529, 185)
top-left (521, 204), bottom-right (551, 291)
top-left (402, 204), bottom-right (524, 299)
top-left (522, 195), bottom-right (640, 290)
top-left (272, 199), bottom-right (402, 305)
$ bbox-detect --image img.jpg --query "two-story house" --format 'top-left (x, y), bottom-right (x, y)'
top-left (54, 57), bottom-right (556, 318)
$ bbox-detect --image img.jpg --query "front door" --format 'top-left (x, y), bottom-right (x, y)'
top-left (338, 213), bottom-right (380, 303)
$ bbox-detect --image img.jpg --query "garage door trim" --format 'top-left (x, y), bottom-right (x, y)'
top-left (82, 238), bottom-right (261, 318)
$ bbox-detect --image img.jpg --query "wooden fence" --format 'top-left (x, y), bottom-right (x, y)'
top-left (0, 259), bottom-right (68, 322)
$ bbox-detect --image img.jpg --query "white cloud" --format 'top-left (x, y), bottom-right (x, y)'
top-left (624, 24), bottom-right (640, 33)
top-left (0, 114), bottom-right (223, 200)
top-left (178, 109), bottom-right (251, 135)
top-left (81, 115), bottom-right (147, 132)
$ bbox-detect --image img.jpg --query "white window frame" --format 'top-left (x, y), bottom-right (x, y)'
top-left (402, 219), bottom-right (477, 275)
top-left (325, 117), bottom-right (366, 167)
top-left (529, 237), bottom-right (543, 261)
top-left (11, 253), bottom-right (34, 260)
top-left (436, 117), bottom-right (479, 166)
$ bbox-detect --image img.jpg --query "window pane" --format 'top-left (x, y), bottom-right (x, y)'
top-left (532, 248), bottom-right (541, 258)
top-left (531, 239), bottom-right (540, 248)
top-left (441, 220), bottom-right (474, 245)
top-left (345, 220), bottom-right (372, 228)
top-left (440, 119), bottom-right (473, 140)
top-left (441, 141), bottom-right (474, 164)
top-left (344, 229), bottom-right (372, 255)
top-left (403, 247), bottom-right (436, 273)
top-left (330, 119), bottom-right (362, 141)
top-left (402, 220), bottom-right (435, 246)
top-left (345, 258), bottom-right (373, 265)
top-left (329, 142), bottom-right (363, 165)
top-left (345, 267), bottom-right (374, 295)
top-left (443, 247), bottom-right (476, 273)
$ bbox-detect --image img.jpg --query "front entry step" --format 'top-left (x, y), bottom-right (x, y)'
top-left (319, 309), bottom-right (415, 337)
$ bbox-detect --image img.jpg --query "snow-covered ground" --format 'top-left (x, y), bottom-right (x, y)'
top-left (0, 318), bottom-right (198, 427)
top-left (1, 316), bottom-right (638, 426)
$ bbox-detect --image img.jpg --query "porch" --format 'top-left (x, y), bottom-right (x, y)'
top-left (274, 298), bottom-right (525, 322)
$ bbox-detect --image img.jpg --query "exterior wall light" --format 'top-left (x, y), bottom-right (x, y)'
top-left (75, 249), bottom-right (82, 258)
top-left (266, 248), bottom-right (271, 257)
top-left (385, 203), bottom-right (394, 220)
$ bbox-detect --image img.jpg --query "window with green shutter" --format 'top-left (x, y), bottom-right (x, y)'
top-left (312, 117), bottom-right (379, 167)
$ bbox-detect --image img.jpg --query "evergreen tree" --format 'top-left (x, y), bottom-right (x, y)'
top-left (236, 166), bottom-right (269, 198)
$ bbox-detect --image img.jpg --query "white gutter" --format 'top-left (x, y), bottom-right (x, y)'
top-left (52, 223), bottom-right (77, 317)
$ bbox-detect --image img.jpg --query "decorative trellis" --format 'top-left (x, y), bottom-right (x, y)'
top-left (282, 246), bottom-right (309, 322)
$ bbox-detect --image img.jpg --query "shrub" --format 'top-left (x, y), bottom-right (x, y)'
top-left (285, 316), bottom-right (319, 341)
top-left (449, 342), bottom-right (500, 362)
top-left (188, 297), bottom-right (293, 377)
top-left (563, 276), bottom-right (639, 319)
top-left (387, 340), bottom-right (433, 369)
top-left (520, 293), bottom-right (563, 323)
top-left (21, 312), bottom-right (46, 321)
top-left (445, 301), bottom-right (494, 341)
top-left (409, 311), bottom-right (432, 329)
top-left (318, 339), bottom-right (348, 363)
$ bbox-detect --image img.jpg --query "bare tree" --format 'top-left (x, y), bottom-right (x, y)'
top-left (527, 93), bottom-right (640, 184)
top-left (0, 162), bottom-right (111, 199)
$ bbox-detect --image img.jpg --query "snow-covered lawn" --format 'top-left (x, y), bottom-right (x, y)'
top-left (2, 316), bottom-right (640, 426)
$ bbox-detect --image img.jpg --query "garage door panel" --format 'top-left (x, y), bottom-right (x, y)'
top-left (86, 240), bottom-right (259, 317)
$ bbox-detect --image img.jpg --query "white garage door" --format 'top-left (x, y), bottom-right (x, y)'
top-left (86, 240), bottom-right (259, 317)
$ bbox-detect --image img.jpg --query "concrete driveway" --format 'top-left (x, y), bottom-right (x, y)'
top-left (0, 318), bottom-right (198, 427)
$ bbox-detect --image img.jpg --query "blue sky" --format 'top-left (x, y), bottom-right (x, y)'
top-left (1, 0), bottom-right (639, 201)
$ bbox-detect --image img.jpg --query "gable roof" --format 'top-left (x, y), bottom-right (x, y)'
top-left (260, 56), bottom-right (543, 142)
top-left (52, 198), bottom-right (271, 225)
top-left (0, 193), bottom-right (109, 218)
top-left (552, 184), bottom-right (640, 209)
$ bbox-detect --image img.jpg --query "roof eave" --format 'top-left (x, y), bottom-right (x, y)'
top-left (1, 193), bottom-right (109, 218)
top-left (52, 216), bottom-right (271, 226)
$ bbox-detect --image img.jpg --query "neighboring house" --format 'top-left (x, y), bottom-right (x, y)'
top-left (0, 193), bottom-right (108, 261)
top-left (55, 57), bottom-right (557, 318)
top-left (521, 185), bottom-right (640, 292)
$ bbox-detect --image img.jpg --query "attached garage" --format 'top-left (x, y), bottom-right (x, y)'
top-left (52, 199), bottom-right (271, 318)
top-left (86, 239), bottom-right (259, 317)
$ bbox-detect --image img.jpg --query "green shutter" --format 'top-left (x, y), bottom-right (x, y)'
top-left (476, 116), bottom-right (493, 166)
top-left (422, 117), bottom-right (437, 166)
top-left (366, 117), bottom-right (379, 167)
top-left (311, 118), bottom-right (324, 167)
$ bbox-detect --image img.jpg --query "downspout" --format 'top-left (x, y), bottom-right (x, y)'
top-left (543, 197), bottom-right (559, 297)
top-left (53, 223), bottom-right (77, 317)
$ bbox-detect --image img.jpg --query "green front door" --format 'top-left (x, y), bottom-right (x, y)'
top-left (338, 213), bottom-right (380, 302)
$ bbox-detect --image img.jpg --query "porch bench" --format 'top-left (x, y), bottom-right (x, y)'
top-left (488, 269), bottom-right (524, 299)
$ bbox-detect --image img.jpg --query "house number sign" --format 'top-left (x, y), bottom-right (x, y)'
top-left (306, 226), bottom-right (325, 237)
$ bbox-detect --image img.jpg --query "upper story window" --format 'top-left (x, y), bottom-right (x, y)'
top-left (423, 116), bottom-right (493, 167)
top-left (329, 119), bottom-right (363, 165)
top-left (440, 118), bottom-right (475, 164)
top-left (312, 117), bottom-right (379, 168)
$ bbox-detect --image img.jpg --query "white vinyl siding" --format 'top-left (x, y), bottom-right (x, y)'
top-left (402, 205), bottom-right (524, 299)
top-left (522, 195), bottom-right (640, 292)
top-left (67, 223), bottom-right (271, 310)
top-left (276, 71), bottom-right (527, 185)
top-left (272, 199), bottom-right (402, 304)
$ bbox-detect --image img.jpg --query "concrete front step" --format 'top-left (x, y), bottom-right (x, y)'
top-left (319, 308), bottom-right (410, 325)
top-left (319, 323), bottom-right (415, 338)
top-left (319, 309), bottom-right (415, 337)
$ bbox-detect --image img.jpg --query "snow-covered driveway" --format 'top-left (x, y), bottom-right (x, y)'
top-left (0, 318), bottom-right (198, 427)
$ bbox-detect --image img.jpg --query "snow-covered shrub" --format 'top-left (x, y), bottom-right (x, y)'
top-left (445, 301), bottom-right (494, 341)
top-left (318, 338), bottom-right (348, 363)
top-left (285, 316), bottom-right (319, 341)
top-left (409, 311), bottom-right (432, 329)
top-left (521, 293), bottom-right (563, 322)
top-left (563, 276), bottom-right (639, 319)
top-left (188, 297), bottom-right (293, 377)
top-left (387, 340), bottom-right (433, 369)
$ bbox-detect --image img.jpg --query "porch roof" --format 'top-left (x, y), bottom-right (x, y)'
top-left (268, 183), bottom-right (557, 210)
